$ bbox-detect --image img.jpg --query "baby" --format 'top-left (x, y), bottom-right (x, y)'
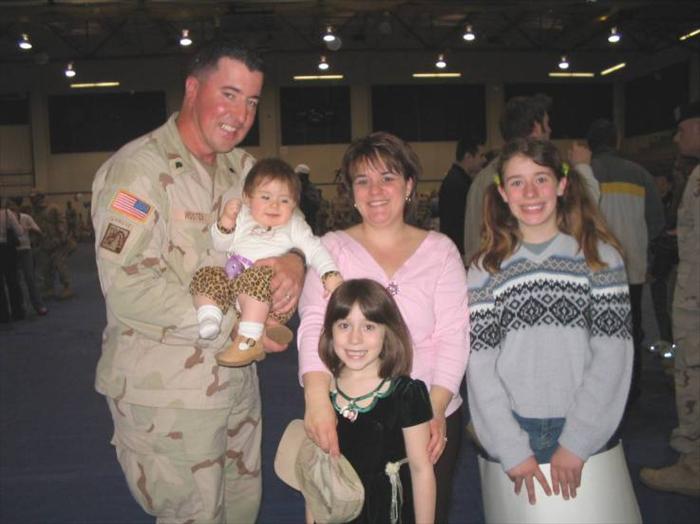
top-left (190, 158), bottom-right (342, 367)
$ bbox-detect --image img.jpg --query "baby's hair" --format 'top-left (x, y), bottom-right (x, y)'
top-left (243, 158), bottom-right (301, 203)
top-left (318, 279), bottom-right (413, 379)
top-left (474, 137), bottom-right (622, 273)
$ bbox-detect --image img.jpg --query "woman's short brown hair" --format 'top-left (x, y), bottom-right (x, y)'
top-left (318, 279), bottom-right (413, 379)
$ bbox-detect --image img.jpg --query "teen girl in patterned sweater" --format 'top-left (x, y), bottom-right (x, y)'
top-left (467, 138), bottom-right (633, 506)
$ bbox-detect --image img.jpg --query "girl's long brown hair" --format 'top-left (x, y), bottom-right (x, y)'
top-left (474, 138), bottom-right (622, 274)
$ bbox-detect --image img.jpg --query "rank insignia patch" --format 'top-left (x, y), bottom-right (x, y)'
top-left (100, 222), bottom-right (130, 254)
top-left (111, 190), bottom-right (152, 222)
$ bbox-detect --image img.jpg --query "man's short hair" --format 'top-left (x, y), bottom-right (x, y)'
top-left (586, 118), bottom-right (618, 153)
top-left (455, 137), bottom-right (481, 162)
top-left (500, 93), bottom-right (552, 141)
top-left (674, 100), bottom-right (700, 125)
top-left (187, 39), bottom-right (265, 77)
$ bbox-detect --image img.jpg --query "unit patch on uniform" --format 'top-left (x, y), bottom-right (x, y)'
top-left (100, 222), bottom-right (130, 254)
top-left (111, 190), bottom-right (153, 222)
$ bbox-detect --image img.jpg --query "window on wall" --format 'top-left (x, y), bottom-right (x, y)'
top-left (504, 83), bottom-right (614, 139)
top-left (372, 84), bottom-right (486, 142)
top-left (625, 61), bottom-right (689, 137)
top-left (280, 86), bottom-right (351, 145)
top-left (239, 113), bottom-right (260, 147)
top-left (48, 91), bottom-right (167, 153)
top-left (0, 93), bottom-right (29, 125)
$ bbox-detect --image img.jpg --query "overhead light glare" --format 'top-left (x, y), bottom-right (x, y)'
top-left (679, 28), bottom-right (700, 41)
top-left (318, 55), bottom-right (329, 71)
top-left (558, 55), bottom-right (570, 70)
top-left (548, 72), bottom-right (595, 78)
top-left (600, 62), bottom-right (626, 76)
top-left (180, 29), bottom-right (192, 47)
top-left (608, 27), bottom-right (621, 43)
top-left (70, 81), bottom-right (121, 89)
top-left (323, 26), bottom-right (336, 43)
top-left (462, 25), bottom-right (476, 42)
top-left (293, 75), bottom-right (344, 81)
top-left (64, 62), bottom-right (76, 78)
top-left (435, 53), bottom-right (447, 69)
top-left (413, 73), bottom-right (462, 78)
top-left (18, 33), bottom-right (32, 50)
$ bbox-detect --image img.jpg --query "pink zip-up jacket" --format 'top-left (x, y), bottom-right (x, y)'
top-left (297, 230), bottom-right (470, 417)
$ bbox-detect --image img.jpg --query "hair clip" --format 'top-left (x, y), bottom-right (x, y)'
top-left (493, 174), bottom-right (501, 186)
top-left (562, 162), bottom-right (570, 177)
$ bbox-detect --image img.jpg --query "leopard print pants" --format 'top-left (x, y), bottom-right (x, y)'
top-left (189, 265), bottom-right (292, 324)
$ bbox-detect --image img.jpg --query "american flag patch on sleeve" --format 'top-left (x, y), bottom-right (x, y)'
top-left (111, 190), bottom-right (152, 222)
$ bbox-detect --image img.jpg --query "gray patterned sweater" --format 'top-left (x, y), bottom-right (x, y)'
top-left (466, 233), bottom-right (633, 471)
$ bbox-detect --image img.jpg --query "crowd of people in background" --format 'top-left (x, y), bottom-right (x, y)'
top-left (0, 192), bottom-right (93, 325)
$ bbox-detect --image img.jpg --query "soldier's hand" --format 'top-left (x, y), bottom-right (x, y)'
top-left (256, 252), bottom-right (305, 315)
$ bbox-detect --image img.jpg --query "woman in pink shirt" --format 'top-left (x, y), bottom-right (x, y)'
top-left (297, 132), bottom-right (469, 522)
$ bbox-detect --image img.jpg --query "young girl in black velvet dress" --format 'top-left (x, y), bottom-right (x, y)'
top-left (317, 278), bottom-right (435, 524)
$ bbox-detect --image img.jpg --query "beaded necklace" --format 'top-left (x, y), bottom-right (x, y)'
top-left (331, 377), bottom-right (393, 422)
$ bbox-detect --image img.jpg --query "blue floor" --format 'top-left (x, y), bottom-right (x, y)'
top-left (1, 243), bottom-right (698, 523)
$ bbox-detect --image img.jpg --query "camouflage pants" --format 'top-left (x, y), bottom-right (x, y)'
top-left (671, 262), bottom-right (700, 461)
top-left (107, 367), bottom-right (262, 523)
top-left (37, 246), bottom-right (71, 292)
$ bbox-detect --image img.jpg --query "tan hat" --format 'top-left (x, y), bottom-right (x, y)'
top-left (274, 419), bottom-right (364, 524)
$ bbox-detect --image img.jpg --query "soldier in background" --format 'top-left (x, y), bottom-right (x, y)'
top-left (65, 198), bottom-right (80, 248)
top-left (325, 169), bottom-right (360, 232)
top-left (30, 191), bottom-right (74, 300)
top-left (640, 101), bottom-right (700, 498)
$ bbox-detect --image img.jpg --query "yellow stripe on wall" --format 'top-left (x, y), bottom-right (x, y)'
top-left (601, 182), bottom-right (645, 197)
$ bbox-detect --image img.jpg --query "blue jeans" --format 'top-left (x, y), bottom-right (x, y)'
top-left (513, 412), bottom-right (566, 464)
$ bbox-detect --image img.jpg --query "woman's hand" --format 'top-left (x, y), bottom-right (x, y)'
top-left (427, 415), bottom-right (447, 464)
top-left (507, 456), bottom-right (552, 505)
top-left (549, 446), bottom-right (584, 500)
top-left (427, 385), bottom-right (452, 464)
top-left (302, 372), bottom-right (340, 457)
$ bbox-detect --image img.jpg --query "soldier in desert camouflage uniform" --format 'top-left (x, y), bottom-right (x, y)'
top-left (92, 40), bottom-right (305, 523)
top-left (640, 101), bottom-right (700, 498)
top-left (30, 192), bottom-right (74, 299)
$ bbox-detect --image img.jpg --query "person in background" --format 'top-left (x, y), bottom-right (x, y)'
top-left (649, 172), bottom-right (679, 350)
top-left (298, 132), bottom-right (469, 523)
top-left (586, 118), bottom-right (665, 403)
top-left (438, 136), bottom-right (485, 254)
top-left (30, 191), bottom-right (74, 300)
top-left (640, 100), bottom-right (700, 498)
top-left (8, 198), bottom-right (47, 316)
top-left (91, 39), bottom-right (305, 522)
top-left (295, 163), bottom-right (323, 234)
top-left (1, 197), bottom-right (26, 324)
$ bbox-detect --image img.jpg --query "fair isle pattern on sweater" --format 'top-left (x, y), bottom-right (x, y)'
top-left (469, 255), bottom-right (632, 353)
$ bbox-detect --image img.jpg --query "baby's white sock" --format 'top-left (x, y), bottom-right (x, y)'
top-left (238, 321), bottom-right (264, 341)
top-left (197, 305), bottom-right (223, 339)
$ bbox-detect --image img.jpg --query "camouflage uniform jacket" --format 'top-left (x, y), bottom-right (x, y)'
top-left (92, 114), bottom-right (256, 409)
top-left (35, 205), bottom-right (68, 251)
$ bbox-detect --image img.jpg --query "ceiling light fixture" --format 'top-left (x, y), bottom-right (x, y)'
top-left (679, 28), bottom-right (700, 41)
top-left (323, 26), bottom-right (336, 43)
top-left (294, 75), bottom-right (344, 81)
top-left (413, 72), bottom-right (462, 78)
top-left (180, 29), bottom-right (192, 47)
top-left (600, 62), bottom-right (626, 76)
top-left (435, 53), bottom-right (447, 69)
top-left (558, 55), bottom-right (570, 70)
top-left (18, 33), bottom-right (32, 50)
top-left (462, 24), bottom-right (476, 42)
top-left (548, 72), bottom-right (595, 78)
top-left (70, 81), bottom-right (121, 89)
top-left (318, 55), bottom-right (330, 71)
top-left (64, 62), bottom-right (76, 78)
top-left (608, 27), bottom-right (621, 43)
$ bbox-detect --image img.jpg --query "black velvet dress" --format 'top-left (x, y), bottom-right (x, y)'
top-left (334, 376), bottom-right (433, 524)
